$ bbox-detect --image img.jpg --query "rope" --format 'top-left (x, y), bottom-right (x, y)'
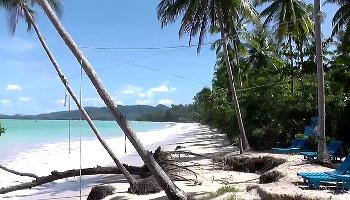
top-left (79, 58), bottom-right (83, 200)
top-left (63, 92), bottom-right (71, 154)
top-left (68, 94), bottom-right (71, 154)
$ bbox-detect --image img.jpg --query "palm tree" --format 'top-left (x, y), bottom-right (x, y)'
top-left (0, 0), bottom-right (138, 187)
top-left (157, 0), bottom-right (259, 151)
top-left (244, 28), bottom-right (283, 73)
top-left (258, 0), bottom-right (313, 93)
top-left (34, 0), bottom-right (186, 199)
top-left (314, 0), bottom-right (329, 163)
top-left (325, 0), bottom-right (350, 49)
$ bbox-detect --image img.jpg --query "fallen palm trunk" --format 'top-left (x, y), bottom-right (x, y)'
top-left (0, 164), bottom-right (38, 179)
top-left (0, 165), bottom-right (147, 194)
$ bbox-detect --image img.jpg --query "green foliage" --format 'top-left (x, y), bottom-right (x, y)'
top-left (0, 123), bottom-right (5, 136)
top-left (199, 186), bottom-right (239, 200)
top-left (250, 125), bottom-right (280, 150)
top-left (0, 0), bottom-right (63, 35)
top-left (157, 0), bottom-right (259, 53)
top-left (258, 0), bottom-right (313, 41)
top-left (192, 25), bottom-right (350, 149)
top-left (137, 104), bottom-right (195, 122)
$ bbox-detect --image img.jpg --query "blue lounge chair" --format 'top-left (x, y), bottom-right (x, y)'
top-left (297, 155), bottom-right (350, 189)
top-left (300, 141), bottom-right (344, 160)
top-left (271, 138), bottom-right (307, 154)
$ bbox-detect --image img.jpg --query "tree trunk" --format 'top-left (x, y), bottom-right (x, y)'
top-left (218, 13), bottom-right (250, 151)
top-left (314, 0), bottom-right (329, 163)
top-left (289, 36), bottom-right (294, 94)
top-left (0, 165), bottom-right (147, 195)
top-left (21, 4), bottom-right (137, 186)
top-left (37, 0), bottom-right (186, 199)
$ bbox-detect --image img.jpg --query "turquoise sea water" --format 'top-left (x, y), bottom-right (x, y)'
top-left (0, 119), bottom-right (172, 161)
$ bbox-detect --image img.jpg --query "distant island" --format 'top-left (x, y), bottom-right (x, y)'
top-left (0, 104), bottom-right (194, 122)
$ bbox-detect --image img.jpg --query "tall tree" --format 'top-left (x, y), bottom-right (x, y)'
top-left (157, 0), bottom-right (259, 151)
top-left (0, 0), bottom-right (137, 187)
top-left (35, 0), bottom-right (186, 199)
top-left (258, 0), bottom-right (313, 93)
top-left (325, 0), bottom-right (350, 49)
top-left (314, 0), bottom-right (329, 162)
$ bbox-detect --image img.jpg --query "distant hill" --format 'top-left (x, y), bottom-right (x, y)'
top-left (0, 105), bottom-right (170, 121)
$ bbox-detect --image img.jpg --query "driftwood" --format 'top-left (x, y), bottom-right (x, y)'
top-left (0, 147), bottom-right (202, 195)
top-left (0, 164), bottom-right (38, 179)
top-left (0, 165), bottom-right (146, 194)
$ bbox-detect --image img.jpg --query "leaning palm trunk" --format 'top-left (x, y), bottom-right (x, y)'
top-left (218, 15), bottom-right (250, 151)
top-left (37, 0), bottom-right (186, 198)
top-left (20, 3), bottom-right (137, 186)
top-left (314, 0), bottom-right (329, 163)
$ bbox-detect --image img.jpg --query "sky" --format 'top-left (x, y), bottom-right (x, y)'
top-left (0, 0), bottom-right (340, 115)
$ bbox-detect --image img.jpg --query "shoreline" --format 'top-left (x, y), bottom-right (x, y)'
top-left (0, 122), bottom-right (197, 199)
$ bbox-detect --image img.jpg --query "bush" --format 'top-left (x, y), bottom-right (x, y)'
top-left (87, 185), bottom-right (115, 200)
top-left (259, 170), bottom-right (284, 184)
top-left (249, 126), bottom-right (280, 150)
top-left (0, 123), bottom-right (5, 136)
top-left (128, 176), bottom-right (162, 195)
top-left (219, 156), bottom-right (285, 174)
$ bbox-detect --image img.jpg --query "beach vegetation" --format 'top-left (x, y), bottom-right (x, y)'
top-left (199, 186), bottom-right (239, 200)
top-left (218, 156), bottom-right (285, 173)
top-left (259, 170), bottom-right (285, 184)
top-left (87, 185), bottom-right (115, 200)
top-left (0, 123), bottom-right (5, 136)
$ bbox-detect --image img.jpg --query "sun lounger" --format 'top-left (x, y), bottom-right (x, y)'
top-left (271, 138), bottom-right (307, 154)
top-left (297, 155), bottom-right (350, 189)
top-left (300, 141), bottom-right (344, 160)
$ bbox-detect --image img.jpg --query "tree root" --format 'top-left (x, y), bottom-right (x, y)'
top-left (0, 164), bottom-right (38, 179)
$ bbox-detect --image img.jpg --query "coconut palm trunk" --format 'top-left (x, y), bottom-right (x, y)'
top-left (20, 3), bottom-right (137, 186)
top-left (314, 0), bottom-right (329, 163)
top-left (288, 36), bottom-right (294, 94)
top-left (218, 14), bottom-right (250, 151)
top-left (37, 0), bottom-right (186, 198)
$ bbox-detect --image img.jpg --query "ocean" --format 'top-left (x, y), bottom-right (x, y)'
top-left (0, 119), bottom-right (175, 162)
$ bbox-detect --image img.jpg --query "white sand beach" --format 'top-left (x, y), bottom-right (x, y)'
top-left (1, 123), bottom-right (350, 200)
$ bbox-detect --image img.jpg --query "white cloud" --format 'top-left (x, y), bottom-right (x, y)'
top-left (121, 85), bottom-right (143, 95)
top-left (149, 85), bottom-right (169, 93)
top-left (138, 93), bottom-right (147, 98)
top-left (120, 83), bottom-right (177, 99)
top-left (19, 97), bottom-right (31, 102)
top-left (158, 99), bottom-right (173, 106)
top-left (146, 84), bottom-right (177, 98)
top-left (56, 99), bottom-right (65, 105)
top-left (0, 100), bottom-right (12, 107)
top-left (136, 99), bottom-right (152, 105)
top-left (6, 84), bottom-right (22, 91)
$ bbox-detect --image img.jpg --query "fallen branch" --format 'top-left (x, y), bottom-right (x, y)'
top-left (166, 150), bottom-right (211, 159)
top-left (0, 164), bottom-right (38, 179)
top-left (0, 165), bottom-right (147, 194)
